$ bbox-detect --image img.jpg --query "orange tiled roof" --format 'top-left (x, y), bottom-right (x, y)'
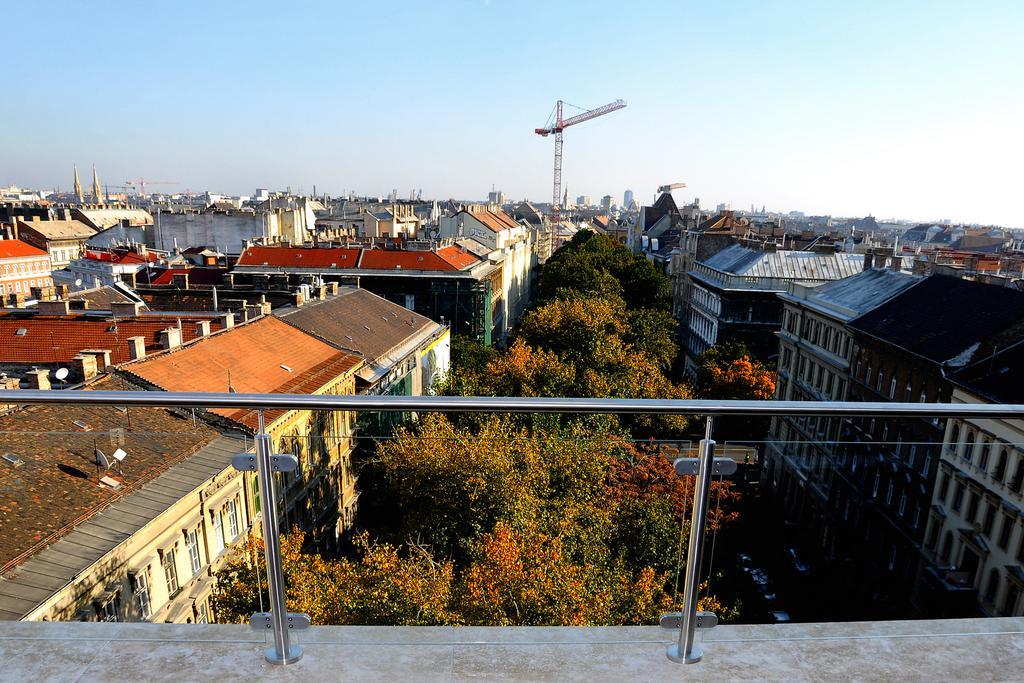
top-left (465, 209), bottom-right (519, 233)
top-left (123, 316), bottom-right (362, 429)
top-left (0, 240), bottom-right (48, 259)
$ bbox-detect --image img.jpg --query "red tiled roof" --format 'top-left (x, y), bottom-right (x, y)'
top-left (123, 316), bottom-right (362, 429)
top-left (235, 246), bottom-right (361, 268)
top-left (84, 249), bottom-right (159, 265)
top-left (0, 240), bottom-right (48, 259)
top-left (0, 313), bottom-right (226, 365)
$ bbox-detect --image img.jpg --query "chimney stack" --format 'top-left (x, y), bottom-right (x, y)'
top-left (36, 300), bottom-right (71, 315)
top-left (862, 249), bottom-right (874, 271)
top-left (110, 301), bottom-right (143, 317)
top-left (160, 327), bottom-right (182, 350)
top-left (127, 336), bottom-right (146, 360)
top-left (25, 368), bottom-right (50, 390)
top-left (73, 354), bottom-right (98, 381)
top-left (220, 312), bottom-right (235, 329)
top-left (195, 320), bottom-right (211, 338)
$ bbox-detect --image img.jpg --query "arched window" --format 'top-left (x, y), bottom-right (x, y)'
top-left (964, 431), bottom-right (976, 464)
top-left (995, 450), bottom-right (1010, 482)
top-left (950, 423), bottom-right (961, 450)
top-left (985, 569), bottom-right (1001, 603)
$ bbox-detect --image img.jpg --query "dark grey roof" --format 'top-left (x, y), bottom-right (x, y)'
top-left (0, 435), bottom-right (242, 620)
top-left (952, 342), bottom-right (1024, 404)
top-left (275, 288), bottom-right (440, 371)
top-left (801, 269), bottom-right (922, 320)
top-left (849, 275), bottom-right (1024, 364)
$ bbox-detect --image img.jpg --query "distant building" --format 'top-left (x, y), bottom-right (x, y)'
top-left (0, 239), bottom-right (52, 298)
top-left (600, 195), bottom-right (613, 214)
top-left (152, 197), bottom-right (317, 254)
top-left (16, 218), bottom-right (96, 268)
top-left (682, 244), bottom-right (865, 370)
top-left (623, 189), bottom-right (634, 209)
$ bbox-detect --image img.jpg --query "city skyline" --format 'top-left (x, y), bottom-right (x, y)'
top-left (3, 1), bottom-right (1022, 227)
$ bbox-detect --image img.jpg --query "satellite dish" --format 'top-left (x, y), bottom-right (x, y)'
top-left (94, 448), bottom-right (111, 469)
top-left (74, 278), bottom-right (83, 288)
top-left (112, 448), bottom-right (127, 463)
top-left (54, 368), bottom-right (69, 381)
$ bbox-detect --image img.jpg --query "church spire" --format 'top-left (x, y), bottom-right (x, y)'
top-left (91, 165), bottom-right (104, 204)
top-left (73, 164), bottom-right (84, 204)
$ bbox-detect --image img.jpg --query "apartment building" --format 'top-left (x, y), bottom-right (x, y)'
top-left (0, 239), bottom-right (53, 297)
top-left (16, 218), bottom-right (96, 268)
top-left (921, 343), bottom-right (1024, 618)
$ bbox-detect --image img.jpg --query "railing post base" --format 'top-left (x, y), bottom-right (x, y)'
top-left (666, 642), bottom-right (702, 664)
top-left (265, 644), bottom-right (303, 666)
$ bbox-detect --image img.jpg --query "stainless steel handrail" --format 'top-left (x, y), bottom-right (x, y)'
top-left (1, 389), bottom-right (1023, 418)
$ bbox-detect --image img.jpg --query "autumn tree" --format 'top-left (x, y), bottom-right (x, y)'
top-left (693, 341), bottom-right (776, 440)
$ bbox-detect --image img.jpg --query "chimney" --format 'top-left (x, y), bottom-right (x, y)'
top-left (221, 312), bottom-right (235, 329)
top-left (81, 349), bottom-right (112, 371)
top-left (890, 253), bottom-right (901, 272)
top-left (195, 320), bottom-right (211, 338)
top-left (172, 273), bottom-right (190, 289)
top-left (110, 301), bottom-right (143, 317)
top-left (127, 336), bottom-right (146, 360)
top-left (55, 284), bottom-right (69, 298)
top-left (160, 327), bottom-right (182, 350)
top-left (9, 293), bottom-right (25, 309)
top-left (73, 354), bottom-right (98, 381)
top-left (913, 257), bottom-right (928, 276)
top-left (260, 301), bottom-right (272, 315)
top-left (245, 303), bottom-right (263, 320)
top-left (0, 374), bottom-right (19, 410)
top-left (36, 300), bottom-right (70, 315)
top-left (26, 368), bottom-right (50, 390)
top-left (293, 290), bottom-right (305, 307)
top-left (862, 249), bottom-right (874, 271)
top-left (327, 281), bottom-right (339, 296)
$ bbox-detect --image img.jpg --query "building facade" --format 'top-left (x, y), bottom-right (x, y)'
top-left (0, 239), bottom-right (53, 297)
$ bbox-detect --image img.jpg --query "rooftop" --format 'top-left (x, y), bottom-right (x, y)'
top-left (783, 268), bottom-right (923, 321)
top-left (357, 246), bottom-right (479, 271)
top-left (0, 239), bottom-right (48, 259)
top-left (952, 341), bottom-right (1024, 404)
top-left (849, 275), bottom-right (1024, 365)
top-left (0, 311), bottom-right (227, 365)
top-left (16, 219), bottom-right (96, 240)
top-left (236, 246), bottom-right (362, 269)
top-left (462, 207), bottom-right (520, 232)
top-left (0, 377), bottom-right (225, 592)
top-left (703, 244), bottom-right (864, 280)
top-left (275, 288), bottom-right (440, 374)
top-left (122, 316), bottom-right (363, 429)
top-left (3, 617), bottom-right (1021, 681)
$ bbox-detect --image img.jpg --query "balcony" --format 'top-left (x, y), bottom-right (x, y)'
top-left (4, 618), bottom-right (1024, 681)
top-left (2, 389), bottom-right (1023, 678)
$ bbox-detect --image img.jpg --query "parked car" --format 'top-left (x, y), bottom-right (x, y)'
top-left (785, 546), bottom-right (811, 574)
top-left (770, 610), bottom-right (791, 623)
top-left (750, 568), bottom-right (769, 587)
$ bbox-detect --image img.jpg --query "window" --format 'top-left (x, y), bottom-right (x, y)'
top-left (1010, 459), bottom-right (1024, 494)
top-left (995, 449), bottom-right (1009, 482)
top-left (213, 511), bottom-right (225, 555)
top-left (196, 600), bottom-right (209, 624)
top-left (964, 432), bottom-right (976, 464)
top-left (983, 503), bottom-right (996, 536)
top-left (872, 472), bottom-right (881, 498)
top-left (886, 481), bottom-right (895, 505)
top-left (226, 499), bottom-right (240, 541)
top-left (186, 529), bottom-right (202, 575)
top-left (950, 423), bottom-right (961, 451)
top-left (966, 491), bottom-right (979, 523)
top-left (132, 571), bottom-right (151, 619)
top-left (979, 440), bottom-right (991, 472)
top-left (912, 505), bottom-right (921, 529)
top-left (939, 531), bottom-right (953, 562)
top-left (876, 370), bottom-right (883, 392)
top-left (898, 492), bottom-right (907, 515)
top-left (922, 453), bottom-right (932, 477)
top-left (939, 473), bottom-right (950, 502)
top-left (953, 483), bottom-right (965, 512)
top-left (998, 513), bottom-right (1014, 549)
top-left (162, 547), bottom-right (179, 597)
top-left (889, 376), bottom-right (897, 399)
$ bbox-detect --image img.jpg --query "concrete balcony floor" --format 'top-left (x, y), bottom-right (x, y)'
top-left (2, 617), bottom-right (1022, 682)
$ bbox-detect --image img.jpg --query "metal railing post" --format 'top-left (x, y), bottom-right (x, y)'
top-left (255, 410), bottom-right (302, 665)
top-left (668, 416), bottom-right (715, 664)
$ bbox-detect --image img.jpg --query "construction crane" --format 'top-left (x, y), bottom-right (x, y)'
top-left (657, 182), bottom-right (687, 194)
top-left (125, 178), bottom-right (179, 197)
top-left (535, 98), bottom-right (626, 222)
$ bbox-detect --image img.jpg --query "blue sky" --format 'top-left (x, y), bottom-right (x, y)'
top-left (2, 1), bottom-right (1022, 226)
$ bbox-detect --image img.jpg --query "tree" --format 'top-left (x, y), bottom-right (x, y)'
top-left (693, 342), bottom-right (775, 401)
